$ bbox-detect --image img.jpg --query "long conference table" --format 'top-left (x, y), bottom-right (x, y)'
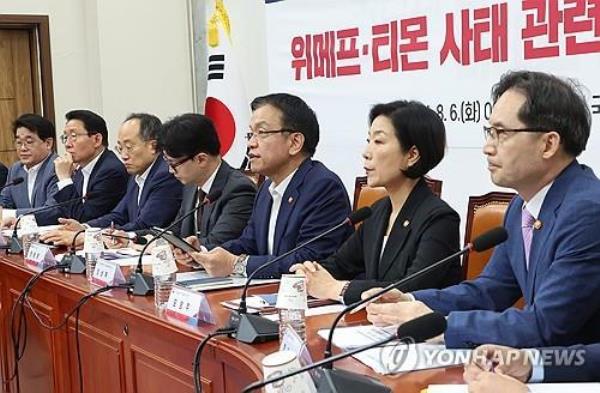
top-left (0, 253), bottom-right (464, 393)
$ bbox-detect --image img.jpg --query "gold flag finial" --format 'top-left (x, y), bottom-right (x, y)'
top-left (207, 0), bottom-right (232, 48)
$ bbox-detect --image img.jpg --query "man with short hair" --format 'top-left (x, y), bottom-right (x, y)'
top-left (187, 93), bottom-right (352, 278)
top-left (53, 110), bottom-right (128, 222)
top-left (158, 113), bottom-right (256, 251)
top-left (41, 113), bottom-right (183, 246)
top-left (1, 113), bottom-right (59, 226)
top-left (364, 71), bottom-right (600, 349)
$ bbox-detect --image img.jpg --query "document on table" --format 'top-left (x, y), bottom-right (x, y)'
top-left (318, 325), bottom-right (470, 375)
top-left (426, 383), bottom-right (600, 392)
top-left (176, 271), bottom-right (279, 291)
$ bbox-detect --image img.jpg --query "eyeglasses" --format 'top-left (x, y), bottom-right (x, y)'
top-left (483, 125), bottom-right (551, 144)
top-left (115, 143), bottom-right (140, 155)
top-left (14, 138), bottom-right (40, 149)
top-left (245, 128), bottom-right (294, 141)
top-left (162, 154), bottom-right (192, 172)
top-left (60, 131), bottom-right (89, 144)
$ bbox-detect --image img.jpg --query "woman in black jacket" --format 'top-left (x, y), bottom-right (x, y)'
top-left (291, 100), bottom-right (461, 304)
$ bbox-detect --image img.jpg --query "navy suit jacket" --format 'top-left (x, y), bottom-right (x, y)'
top-left (54, 149), bottom-right (128, 222)
top-left (222, 159), bottom-right (353, 278)
top-left (0, 153), bottom-right (60, 225)
top-left (544, 344), bottom-right (600, 382)
top-left (0, 162), bottom-right (7, 188)
top-left (413, 161), bottom-right (600, 348)
top-left (86, 157), bottom-right (182, 231)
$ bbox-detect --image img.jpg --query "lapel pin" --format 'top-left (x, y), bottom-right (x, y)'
top-left (403, 219), bottom-right (410, 227)
top-left (288, 196), bottom-right (294, 204)
top-left (533, 220), bottom-right (543, 230)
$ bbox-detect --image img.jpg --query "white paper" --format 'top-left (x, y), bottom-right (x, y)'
top-left (317, 325), bottom-right (470, 375)
top-left (265, 304), bottom-right (346, 321)
top-left (427, 383), bottom-right (600, 393)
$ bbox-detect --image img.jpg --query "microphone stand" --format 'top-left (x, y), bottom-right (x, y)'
top-left (59, 228), bottom-right (87, 274)
top-left (129, 190), bottom-right (221, 296)
top-left (230, 208), bottom-right (371, 344)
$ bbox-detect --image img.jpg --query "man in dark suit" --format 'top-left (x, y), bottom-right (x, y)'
top-left (154, 114), bottom-right (256, 254)
top-left (464, 343), bottom-right (600, 391)
top-left (364, 71), bottom-right (600, 349)
top-left (1, 114), bottom-right (59, 225)
top-left (40, 113), bottom-right (183, 246)
top-left (0, 162), bottom-right (7, 188)
top-left (53, 110), bottom-right (128, 222)
top-left (187, 93), bottom-right (352, 278)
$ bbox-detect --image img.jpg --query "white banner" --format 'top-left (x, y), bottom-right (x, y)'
top-left (264, 0), bottom-right (600, 223)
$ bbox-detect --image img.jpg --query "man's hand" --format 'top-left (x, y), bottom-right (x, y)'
top-left (2, 216), bottom-right (17, 229)
top-left (54, 154), bottom-right (74, 181)
top-left (58, 218), bottom-right (85, 232)
top-left (290, 261), bottom-right (345, 300)
top-left (174, 236), bottom-right (201, 267)
top-left (464, 345), bottom-right (533, 384)
top-left (39, 229), bottom-right (81, 247)
top-left (190, 247), bottom-right (236, 277)
top-left (363, 287), bottom-right (433, 326)
top-left (467, 371), bottom-right (529, 393)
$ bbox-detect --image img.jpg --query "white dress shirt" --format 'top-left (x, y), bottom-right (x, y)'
top-left (194, 162), bottom-right (220, 230)
top-left (134, 158), bottom-right (157, 205)
top-left (24, 160), bottom-right (44, 205)
top-left (57, 149), bottom-right (105, 201)
top-left (267, 169), bottom-right (298, 255)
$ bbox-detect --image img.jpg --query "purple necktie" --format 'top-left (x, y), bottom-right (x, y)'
top-left (522, 208), bottom-right (535, 269)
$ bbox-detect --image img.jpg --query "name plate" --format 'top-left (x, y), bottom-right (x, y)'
top-left (24, 243), bottom-right (56, 271)
top-left (165, 285), bottom-right (215, 325)
top-left (91, 260), bottom-right (126, 287)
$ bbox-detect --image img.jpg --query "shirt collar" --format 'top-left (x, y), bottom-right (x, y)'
top-left (135, 156), bottom-right (157, 188)
top-left (522, 181), bottom-right (554, 219)
top-left (80, 148), bottom-right (105, 176)
top-left (269, 168), bottom-right (298, 198)
top-left (24, 160), bottom-right (44, 175)
top-left (200, 161), bottom-right (221, 195)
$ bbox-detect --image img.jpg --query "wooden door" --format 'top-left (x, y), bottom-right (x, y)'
top-left (0, 28), bottom-right (39, 166)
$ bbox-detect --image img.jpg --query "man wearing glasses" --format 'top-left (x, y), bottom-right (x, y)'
top-left (151, 113), bottom-right (256, 253)
top-left (41, 114), bottom-right (183, 246)
top-left (52, 110), bottom-right (128, 222)
top-left (184, 93), bottom-right (352, 279)
top-left (362, 70), bottom-right (600, 349)
top-left (0, 114), bottom-right (60, 226)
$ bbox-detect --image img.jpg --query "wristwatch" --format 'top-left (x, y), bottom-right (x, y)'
top-left (232, 254), bottom-right (248, 276)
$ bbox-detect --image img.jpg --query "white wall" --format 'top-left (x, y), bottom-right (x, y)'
top-left (2, 0), bottom-right (195, 151)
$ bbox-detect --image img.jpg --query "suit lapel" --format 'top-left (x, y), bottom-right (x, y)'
top-left (137, 157), bottom-right (161, 208)
top-left (367, 200), bottom-right (390, 278)
top-left (273, 159), bottom-right (312, 254)
top-left (524, 162), bottom-right (579, 303)
top-left (201, 161), bottom-right (230, 234)
top-left (377, 179), bottom-right (431, 278)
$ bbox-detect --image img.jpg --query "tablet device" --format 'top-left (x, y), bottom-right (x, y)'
top-left (151, 227), bottom-right (201, 253)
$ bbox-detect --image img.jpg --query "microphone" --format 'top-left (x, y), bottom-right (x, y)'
top-left (0, 176), bottom-right (24, 190)
top-left (129, 189), bottom-right (222, 296)
top-left (59, 228), bottom-right (87, 274)
top-left (241, 312), bottom-right (447, 393)
top-left (323, 226), bottom-right (508, 363)
top-left (230, 207), bottom-right (372, 344)
top-left (8, 194), bottom-right (94, 254)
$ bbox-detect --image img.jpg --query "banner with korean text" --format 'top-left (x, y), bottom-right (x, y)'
top-left (264, 0), bottom-right (600, 218)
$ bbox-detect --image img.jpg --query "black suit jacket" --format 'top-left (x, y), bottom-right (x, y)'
top-left (320, 178), bottom-right (461, 304)
top-left (171, 161), bottom-right (256, 249)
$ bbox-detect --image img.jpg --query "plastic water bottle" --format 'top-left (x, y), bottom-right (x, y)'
top-left (278, 308), bottom-right (306, 342)
top-left (277, 274), bottom-right (308, 342)
top-left (152, 239), bottom-right (177, 309)
top-left (84, 227), bottom-right (103, 282)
